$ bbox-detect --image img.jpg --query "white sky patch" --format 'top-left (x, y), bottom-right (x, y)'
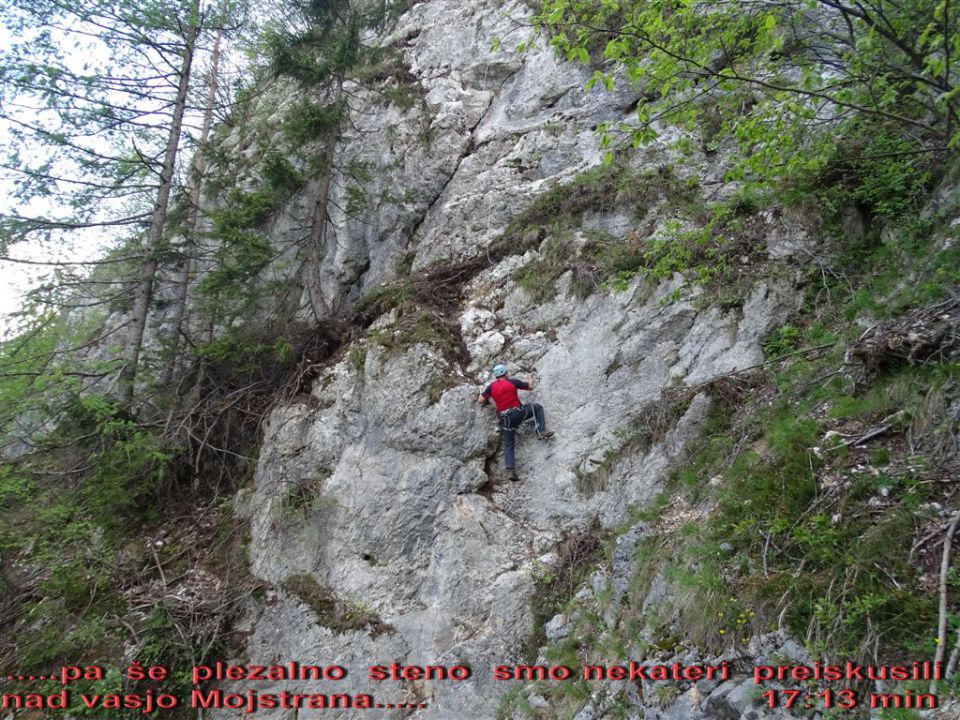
top-left (0, 17), bottom-right (122, 338)
top-left (0, 4), bottom-right (238, 340)
top-left (1, 1), bottom-right (283, 340)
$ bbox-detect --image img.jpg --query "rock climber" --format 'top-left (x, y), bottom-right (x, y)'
top-left (478, 364), bottom-right (553, 481)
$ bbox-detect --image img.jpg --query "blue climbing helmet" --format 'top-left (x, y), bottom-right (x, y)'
top-left (492, 363), bottom-right (508, 378)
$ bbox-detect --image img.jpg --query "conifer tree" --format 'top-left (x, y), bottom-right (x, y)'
top-left (264, 0), bottom-right (407, 320)
top-left (0, 0), bottom-right (235, 404)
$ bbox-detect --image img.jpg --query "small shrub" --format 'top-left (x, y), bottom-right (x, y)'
top-left (575, 393), bottom-right (694, 496)
top-left (763, 324), bottom-right (801, 359)
top-left (821, 130), bottom-right (932, 225)
top-left (282, 574), bottom-right (392, 637)
top-left (525, 523), bottom-right (606, 661)
top-left (348, 346), bottom-right (367, 374)
top-left (495, 161), bottom-right (689, 257)
top-left (280, 473), bottom-right (333, 517)
top-left (353, 280), bottom-right (416, 321)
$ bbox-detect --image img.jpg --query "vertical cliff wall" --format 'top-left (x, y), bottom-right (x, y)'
top-left (218, 2), bottom-right (818, 718)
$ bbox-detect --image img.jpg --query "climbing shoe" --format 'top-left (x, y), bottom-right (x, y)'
top-left (506, 469), bottom-right (520, 482)
top-left (537, 429), bottom-right (555, 440)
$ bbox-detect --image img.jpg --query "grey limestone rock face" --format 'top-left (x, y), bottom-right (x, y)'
top-left (259, 0), bottom-right (649, 309)
top-left (235, 274), bottom-right (800, 719)
top-left (228, 1), bottom-right (809, 718)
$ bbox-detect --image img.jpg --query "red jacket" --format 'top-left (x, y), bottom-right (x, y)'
top-left (481, 377), bottom-right (530, 412)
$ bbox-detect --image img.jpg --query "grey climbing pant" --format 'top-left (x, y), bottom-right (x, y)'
top-left (500, 403), bottom-right (546, 469)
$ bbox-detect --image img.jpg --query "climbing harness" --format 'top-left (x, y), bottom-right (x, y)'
top-left (498, 406), bottom-right (526, 431)
top-left (489, 368), bottom-right (555, 439)
top-left (498, 405), bottom-right (554, 440)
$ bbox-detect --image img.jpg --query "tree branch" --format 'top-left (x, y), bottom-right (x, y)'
top-left (933, 507), bottom-right (960, 693)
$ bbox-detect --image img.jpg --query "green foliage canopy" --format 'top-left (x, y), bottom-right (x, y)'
top-left (535, 1), bottom-right (960, 182)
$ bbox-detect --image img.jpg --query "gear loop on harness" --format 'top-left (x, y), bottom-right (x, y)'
top-left (499, 405), bottom-right (528, 432)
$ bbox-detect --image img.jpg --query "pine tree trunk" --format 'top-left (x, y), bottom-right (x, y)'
top-left (119, 8), bottom-right (199, 405)
top-left (162, 26), bottom-right (223, 387)
top-left (306, 129), bottom-right (338, 322)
